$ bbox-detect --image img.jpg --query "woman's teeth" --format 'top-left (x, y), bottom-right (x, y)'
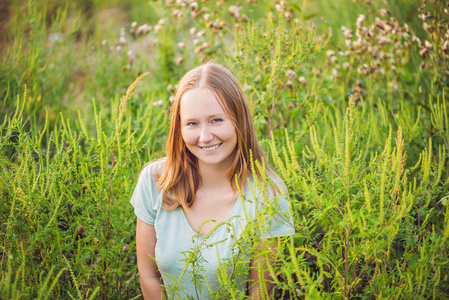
top-left (201, 144), bottom-right (221, 151)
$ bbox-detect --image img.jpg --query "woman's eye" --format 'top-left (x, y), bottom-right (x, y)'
top-left (186, 121), bottom-right (197, 126)
top-left (211, 118), bottom-right (223, 124)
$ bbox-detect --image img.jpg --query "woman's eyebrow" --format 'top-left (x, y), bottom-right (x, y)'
top-left (181, 113), bottom-right (227, 120)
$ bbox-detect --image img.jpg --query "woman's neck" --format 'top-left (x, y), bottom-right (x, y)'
top-left (198, 162), bottom-right (230, 190)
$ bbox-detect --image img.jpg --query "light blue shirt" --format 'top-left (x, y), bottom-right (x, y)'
top-left (130, 159), bottom-right (295, 299)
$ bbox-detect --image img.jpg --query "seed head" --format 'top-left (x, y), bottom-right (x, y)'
top-left (326, 50), bottom-right (335, 58)
top-left (331, 68), bottom-right (339, 79)
top-left (286, 69), bottom-right (296, 78)
top-left (190, 2), bottom-right (198, 11)
top-left (424, 40), bottom-right (433, 49)
top-left (275, 1), bottom-right (285, 12)
top-left (155, 24), bottom-right (163, 33)
top-left (77, 225), bottom-right (85, 235)
top-left (136, 24), bottom-right (151, 36)
top-left (356, 14), bottom-right (366, 28)
top-left (153, 100), bottom-right (164, 107)
top-left (176, 55), bottom-right (184, 65)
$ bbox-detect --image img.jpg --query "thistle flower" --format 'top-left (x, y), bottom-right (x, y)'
top-left (153, 100), bottom-right (164, 107)
top-left (378, 9), bottom-right (390, 17)
top-left (342, 26), bottom-right (353, 39)
top-left (190, 2), bottom-right (198, 11)
top-left (176, 55), bottom-right (184, 65)
top-left (286, 69), bottom-right (297, 78)
top-left (356, 14), bottom-right (366, 28)
top-left (326, 50), bottom-right (335, 58)
top-left (136, 24), bottom-right (151, 36)
top-left (331, 68), bottom-right (339, 79)
top-left (275, 1), bottom-right (285, 12)
top-left (154, 24), bottom-right (163, 33)
top-left (229, 5), bottom-right (241, 18)
top-left (173, 9), bottom-right (183, 18)
top-left (194, 42), bottom-right (209, 53)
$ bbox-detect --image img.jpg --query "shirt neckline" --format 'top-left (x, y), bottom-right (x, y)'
top-left (180, 174), bottom-right (252, 237)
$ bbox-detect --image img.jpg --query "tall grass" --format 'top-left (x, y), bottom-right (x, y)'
top-left (1, 0), bottom-right (448, 298)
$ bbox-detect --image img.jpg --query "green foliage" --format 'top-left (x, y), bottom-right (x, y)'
top-left (1, 0), bottom-right (448, 299)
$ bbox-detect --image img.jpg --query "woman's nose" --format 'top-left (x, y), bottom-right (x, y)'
top-left (199, 126), bottom-right (213, 143)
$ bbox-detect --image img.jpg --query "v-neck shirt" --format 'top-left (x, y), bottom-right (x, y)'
top-left (130, 159), bottom-right (295, 299)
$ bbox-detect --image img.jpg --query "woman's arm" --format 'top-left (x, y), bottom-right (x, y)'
top-left (248, 240), bottom-right (278, 300)
top-left (136, 217), bottom-right (166, 300)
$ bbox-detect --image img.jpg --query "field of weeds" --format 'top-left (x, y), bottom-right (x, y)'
top-left (1, 0), bottom-right (449, 299)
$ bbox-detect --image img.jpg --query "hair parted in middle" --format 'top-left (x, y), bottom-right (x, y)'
top-left (156, 62), bottom-right (273, 211)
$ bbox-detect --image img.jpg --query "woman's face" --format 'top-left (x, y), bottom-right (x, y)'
top-left (180, 88), bottom-right (238, 170)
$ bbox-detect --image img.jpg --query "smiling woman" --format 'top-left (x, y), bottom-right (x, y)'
top-left (130, 63), bottom-right (295, 299)
top-left (180, 88), bottom-right (238, 171)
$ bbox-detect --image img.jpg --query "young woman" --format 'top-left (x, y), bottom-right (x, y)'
top-left (130, 63), bottom-right (295, 299)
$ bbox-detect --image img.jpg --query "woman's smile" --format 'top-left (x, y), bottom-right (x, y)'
top-left (199, 143), bottom-right (222, 152)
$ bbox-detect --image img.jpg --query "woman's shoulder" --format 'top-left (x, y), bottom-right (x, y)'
top-left (141, 157), bottom-right (167, 178)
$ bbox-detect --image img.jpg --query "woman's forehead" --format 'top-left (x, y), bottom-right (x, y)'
top-left (180, 88), bottom-right (228, 118)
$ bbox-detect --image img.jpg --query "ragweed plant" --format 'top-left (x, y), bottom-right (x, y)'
top-left (1, 0), bottom-right (448, 299)
top-left (269, 96), bottom-right (448, 299)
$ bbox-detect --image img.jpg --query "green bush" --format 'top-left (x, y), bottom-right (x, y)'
top-left (1, 0), bottom-right (448, 299)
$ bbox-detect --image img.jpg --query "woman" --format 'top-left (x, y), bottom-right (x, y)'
top-left (130, 63), bottom-right (295, 299)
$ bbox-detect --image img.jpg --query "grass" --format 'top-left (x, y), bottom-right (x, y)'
top-left (1, 0), bottom-right (448, 299)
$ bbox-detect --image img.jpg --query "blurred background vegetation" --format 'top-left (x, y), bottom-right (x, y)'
top-left (1, 0), bottom-right (448, 299)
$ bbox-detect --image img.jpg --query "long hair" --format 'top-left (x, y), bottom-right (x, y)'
top-left (157, 63), bottom-right (273, 211)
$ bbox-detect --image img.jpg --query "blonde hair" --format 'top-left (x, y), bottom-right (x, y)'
top-left (157, 63), bottom-right (274, 210)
